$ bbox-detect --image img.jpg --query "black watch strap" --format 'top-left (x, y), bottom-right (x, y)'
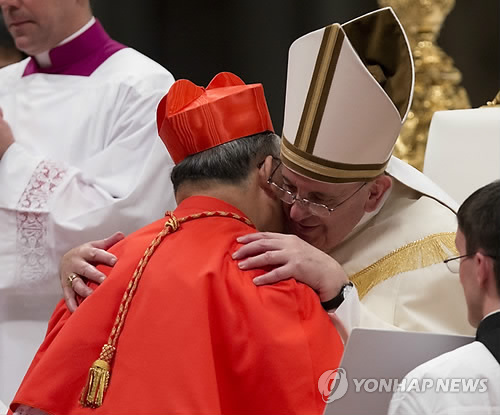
top-left (321, 282), bottom-right (354, 310)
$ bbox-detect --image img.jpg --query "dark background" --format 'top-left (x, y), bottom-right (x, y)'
top-left (94, 1), bottom-right (499, 133)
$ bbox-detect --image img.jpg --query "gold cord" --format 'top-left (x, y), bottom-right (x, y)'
top-left (80, 210), bottom-right (253, 408)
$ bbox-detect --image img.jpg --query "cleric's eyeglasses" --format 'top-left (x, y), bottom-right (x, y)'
top-left (444, 253), bottom-right (498, 273)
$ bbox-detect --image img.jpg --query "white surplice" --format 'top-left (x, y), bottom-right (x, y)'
top-left (0, 49), bottom-right (175, 403)
top-left (388, 340), bottom-right (500, 415)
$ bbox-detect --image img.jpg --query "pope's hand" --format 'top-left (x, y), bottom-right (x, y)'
top-left (0, 108), bottom-right (15, 160)
top-left (60, 232), bottom-right (125, 312)
top-left (232, 232), bottom-right (349, 302)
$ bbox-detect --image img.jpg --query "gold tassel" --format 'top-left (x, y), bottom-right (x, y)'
top-left (77, 212), bottom-right (253, 408)
top-left (80, 359), bottom-right (110, 408)
top-left (80, 344), bottom-right (115, 408)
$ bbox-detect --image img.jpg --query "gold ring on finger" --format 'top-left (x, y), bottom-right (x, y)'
top-left (67, 273), bottom-right (79, 287)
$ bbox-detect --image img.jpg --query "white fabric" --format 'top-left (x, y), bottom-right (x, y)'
top-left (0, 49), bottom-right (175, 404)
top-left (388, 341), bottom-right (500, 415)
top-left (330, 177), bottom-right (474, 336)
top-left (387, 156), bottom-right (459, 212)
top-left (424, 108), bottom-right (500, 205)
top-left (312, 35), bottom-right (401, 164)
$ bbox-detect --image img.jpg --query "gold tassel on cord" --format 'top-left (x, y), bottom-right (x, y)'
top-left (77, 212), bottom-right (254, 408)
top-left (80, 344), bottom-right (115, 408)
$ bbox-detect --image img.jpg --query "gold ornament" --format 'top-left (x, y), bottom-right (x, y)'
top-left (484, 90), bottom-right (500, 107)
top-left (378, 0), bottom-right (470, 170)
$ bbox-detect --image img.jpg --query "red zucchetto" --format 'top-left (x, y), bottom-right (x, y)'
top-left (157, 72), bottom-right (274, 164)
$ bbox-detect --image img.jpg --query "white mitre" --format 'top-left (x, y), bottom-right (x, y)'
top-left (423, 107), bottom-right (500, 205)
top-left (281, 7), bottom-right (414, 183)
top-left (280, 7), bottom-right (459, 211)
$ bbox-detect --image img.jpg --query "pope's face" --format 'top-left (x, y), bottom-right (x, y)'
top-left (279, 166), bottom-right (369, 253)
top-left (0, 0), bottom-right (89, 55)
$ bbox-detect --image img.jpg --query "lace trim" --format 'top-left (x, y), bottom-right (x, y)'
top-left (16, 160), bottom-right (67, 285)
top-left (13, 404), bottom-right (50, 415)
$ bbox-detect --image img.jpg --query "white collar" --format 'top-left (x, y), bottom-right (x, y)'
top-left (34, 17), bottom-right (96, 68)
top-left (482, 309), bottom-right (500, 321)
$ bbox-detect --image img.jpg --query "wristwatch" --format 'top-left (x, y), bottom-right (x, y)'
top-left (321, 281), bottom-right (354, 311)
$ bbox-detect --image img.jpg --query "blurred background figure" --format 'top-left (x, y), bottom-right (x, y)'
top-left (0, 0), bottom-right (175, 405)
top-left (0, 14), bottom-right (23, 67)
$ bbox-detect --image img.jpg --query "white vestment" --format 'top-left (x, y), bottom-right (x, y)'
top-left (332, 158), bottom-right (474, 336)
top-left (0, 48), bottom-right (175, 403)
top-left (388, 341), bottom-right (500, 414)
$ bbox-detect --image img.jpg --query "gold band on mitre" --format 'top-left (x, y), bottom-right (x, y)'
top-left (281, 136), bottom-right (390, 183)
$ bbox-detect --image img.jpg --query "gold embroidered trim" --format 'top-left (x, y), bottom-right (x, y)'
top-left (350, 232), bottom-right (458, 300)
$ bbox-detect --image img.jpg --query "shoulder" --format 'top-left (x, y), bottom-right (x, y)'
top-left (386, 156), bottom-right (458, 212)
top-left (377, 177), bottom-right (457, 237)
top-left (405, 341), bottom-right (494, 380)
top-left (0, 58), bottom-right (30, 89)
top-left (389, 341), bottom-right (500, 414)
top-left (101, 48), bottom-right (170, 76)
top-left (92, 48), bottom-right (175, 96)
top-left (349, 177), bottom-right (457, 258)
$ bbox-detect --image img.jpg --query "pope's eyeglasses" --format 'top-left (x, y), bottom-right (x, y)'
top-left (267, 161), bottom-right (367, 217)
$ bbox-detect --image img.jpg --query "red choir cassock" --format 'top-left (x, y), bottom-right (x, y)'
top-left (12, 196), bottom-right (343, 414)
top-left (11, 72), bottom-right (344, 414)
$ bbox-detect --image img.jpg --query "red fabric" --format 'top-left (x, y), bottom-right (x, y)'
top-left (157, 72), bottom-right (274, 164)
top-left (12, 196), bottom-right (343, 414)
